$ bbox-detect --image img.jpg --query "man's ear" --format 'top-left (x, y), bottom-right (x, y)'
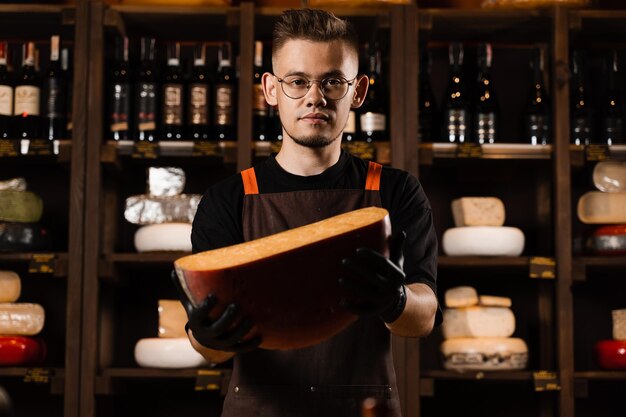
top-left (262, 72), bottom-right (278, 106)
top-left (350, 74), bottom-right (369, 109)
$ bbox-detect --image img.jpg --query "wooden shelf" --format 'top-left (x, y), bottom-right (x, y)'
top-left (0, 367), bottom-right (66, 394)
top-left (572, 256), bottom-right (626, 281)
top-left (438, 256), bottom-right (532, 268)
top-left (0, 5), bottom-right (74, 38)
top-left (0, 253), bottom-right (69, 277)
top-left (570, 10), bottom-right (626, 42)
top-left (421, 370), bottom-right (534, 381)
top-left (101, 140), bottom-right (236, 165)
top-left (0, 140), bottom-right (72, 163)
top-left (575, 371), bottom-right (626, 380)
top-left (99, 252), bottom-right (188, 281)
top-left (570, 144), bottom-right (626, 167)
top-left (419, 143), bottom-right (552, 165)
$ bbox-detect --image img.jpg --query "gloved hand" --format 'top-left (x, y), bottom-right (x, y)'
top-left (171, 270), bottom-right (261, 353)
top-left (338, 232), bottom-right (407, 323)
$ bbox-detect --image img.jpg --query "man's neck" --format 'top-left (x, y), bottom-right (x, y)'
top-left (275, 139), bottom-right (342, 176)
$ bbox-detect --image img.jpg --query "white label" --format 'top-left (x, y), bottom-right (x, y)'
top-left (344, 111), bottom-right (356, 134)
top-left (14, 86), bottom-right (40, 116)
top-left (360, 112), bottom-right (385, 132)
top-left (0, 85), bottom-right (13, 116)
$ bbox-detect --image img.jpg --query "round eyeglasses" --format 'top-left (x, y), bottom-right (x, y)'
top-left (274, 74), bottom-right (357, 100)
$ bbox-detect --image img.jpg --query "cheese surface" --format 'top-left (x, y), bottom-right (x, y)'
top-left (479, 295), bottom-right (512, 308)
top-left (442, 306), bottom-right (515, 339)
top-left (158, 300), bottom-right (187, 338)
top-left (134, 223), bottom-right (192, 252)
top-left (613, 309), bottom-right (626, 341)
top-left (0, 191), bottom-right (43, 223)
top-left (0, 178), bottom-right (27, 192)
top-left (588, 225), bottom-right (626, 255)
top-left (0, 303), bottom-right (45, 335)
top-left (442, 227), bottom-right (525, 256)
top-left (441, 337), bottom-right (528, 371)
top-left (578, 192), bottom-right (626, 224)
top-left (593, 161), bottom-right (626, 193)
top-left (148, 167), bottom-right (186, 197)
top-left (0, 336), bottom-right (45, 365)
top-left (134, 338), bottom-right (209, 368)
top-left (124, 194), bottom-right (201, 225)
top-left (445, 286), bottom-right (478, 308)
top-left (451, 197), bottom-right (505, 227)
top-left (0, 271), bottom-right (21, 303)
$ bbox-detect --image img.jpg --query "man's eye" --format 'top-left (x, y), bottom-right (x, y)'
top-left (289, 78), bottom-right (307, 87)
top-left (325, 78), bottom-right (342, 87)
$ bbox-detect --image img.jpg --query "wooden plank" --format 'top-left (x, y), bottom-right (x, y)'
top-left (390, 5), bottom-right (405, 171)
top-left (237, 2), bottom-right (253, 172)
top-left (420, 370), bottom-right (534, 381)
top-left (405, 4), bottom-right (419, 178)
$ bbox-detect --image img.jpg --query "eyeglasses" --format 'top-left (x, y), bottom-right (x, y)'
top-left (274, 74), bottom-right (357, 100)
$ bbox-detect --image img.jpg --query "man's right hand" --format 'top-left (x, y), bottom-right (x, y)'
top-left (171, 270), bottom-right (261, 353)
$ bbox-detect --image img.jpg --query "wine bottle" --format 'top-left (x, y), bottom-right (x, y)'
top-left (62, 47), bottom-right (72, 138)
top-left (473, 43), bottom-right (498, 144)
top-left (135, 37), bottom-right (158, 142)
top-left (269, 104), bottom-right (283, 144)
top-left (43, 35), bottom-right (66, 140)
top-left (188, 43), bottom-right (210, 141)
top-left (162, 42), bottom-right (184, 141)
top-left (14, 42), bottom-right (41, 139)
top-left (600, 50), bottom-right (624, 146)
top-left (524, 48), bottom-right (550, 146)
top-left (418, 49), bottom-right (438, 143)
top-left (359, 42), bottom-right (386, 142)
top-left (109, 36), bottom-right (130, 141)
top-left (0, 41), bottom-right (13, 139)
top-left (442, 42), bottom-right (468, 143)
top-left (570, 50), bottom-right (592, 146)
top-left (253, 41), bottom-right (269, 142)
top-left (343, 110), bottom-right (357, 142)
top-left (214, 42), bottom-right (235, 141)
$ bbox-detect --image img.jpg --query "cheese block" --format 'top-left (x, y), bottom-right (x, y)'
top-left (442, 227), bottom-right (524, 256)
top-left (134, 338), bottom-right (209, 369)
top-left (578, 192), bottom-right (626, 224)
top-left (442, 307), bottom-right (515, 339)
top-left (0, 178), bottom-right (27, 192)
top-left (0, 191), bottom-right (43, 223)
top-left (158, 300), bottom-right (187, 338)
top-left (0, 222), bottom-right (50, 252)
top-left (587, 225), bottom-right (626, 255)
top-left (594, 340), bottom-right (626, 370)
top-left (440, 338), bottom-right (528, 371)
top-left (124, 194), bottom-right (201, 225)
top-left (451, 197), bottom-right (505, 227)
top-left (0, 303), bottom-right (45, 335)
top-left (613, 309), bottom-right (626, 340)
top-left (479, 295), bottom-right (512, 308)
top-left (148, 167), bottom-right (186, 197)
top-left (175, 206), bottom-right (391, 350)
top-left (0, 271), bottom-right (21, 303)
top-left (593, 161), bottom-right (626, 193)
top-left (134, 223), bottom-right (192, 252)
top-left (445, 286), bottom-right (478, 308)
top-left (0, 336), bottom-right (46, 366)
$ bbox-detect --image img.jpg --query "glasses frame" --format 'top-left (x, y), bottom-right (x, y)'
top-left (273, 73), bottom-right (358, 100)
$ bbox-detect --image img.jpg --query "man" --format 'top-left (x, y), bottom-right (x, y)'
top-left (176, 8), bottom-right (440, 417)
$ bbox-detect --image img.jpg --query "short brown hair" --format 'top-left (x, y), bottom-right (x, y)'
top-left (272, 9), bottom-right (359, 65)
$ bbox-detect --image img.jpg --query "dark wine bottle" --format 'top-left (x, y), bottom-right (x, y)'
top-left (109, 36), bottom-right (130, 141)
top-left (359, 42), bottom-right (386, 143)
top-left (62, 47), bottom-right (72, 138)
top-left (473, 43), bottom-right (498, 144)
top-left (570, 50), bottom-right (592, 146)
top-left (14, 42), bottom-right (41, 139)
top-left (418, 49), bottom-right (438, 143)
top-left (43, 35), bottom-right (66, 140)
top-left (214, 42), bottom-right (235, 141)
top-left (442, 42), bottom-right (469, 143)
top-left (600, 50), bottom-right (624, 146)
top-left (0, 41), bottom-right (13, 139)
top-left (253, 41), bottom-right (269, 142)
top-left (135, 37), bottom-right (158, 142)
top-left (343, 109), bottom-right (357, 142)
top-left (162, 42), bottom-right (184, 140)
top-left (269, 104), bottom-right (283, 144)
top-left (188, 43), bottom-right (210, 141)
top-left (524, 48), bottom-right (550, 146)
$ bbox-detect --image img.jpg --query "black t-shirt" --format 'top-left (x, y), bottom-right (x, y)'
top-left (192, 150), bottom-right (440, 304)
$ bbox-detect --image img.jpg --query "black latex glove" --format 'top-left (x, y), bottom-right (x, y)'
top-left (170, 270), bottom-right (261, 353)
top-left (338, 232), bottom-right (407, 323)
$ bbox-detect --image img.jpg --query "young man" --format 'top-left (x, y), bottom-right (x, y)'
top-left (177, 8), bottom-right (440, 417)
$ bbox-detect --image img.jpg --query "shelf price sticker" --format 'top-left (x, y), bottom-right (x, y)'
top-left (343, 142), bottom-right (376, 161)
top-left (533, 371), bottom-right (560, 392)
top-left (585, 144), bottom-right (610, 162)
top-left (25, 139), bottom-right (55, 156)
top-left (195, 369), bottom-right (222, 392)
top-left (192, 141), bottom-right (222, 157)
top-left (28, 254), bottom-right (56, 274)
top-left (529, 257), bottom-right (556, 279)
top-left (0, 139), bottom-right (19, 157)
top-left (132, 141), bottom-right (159, 159)
top-left (455, 143), bottom-right (483, 158)
top-left (24, 368), bottom-right (53, 384)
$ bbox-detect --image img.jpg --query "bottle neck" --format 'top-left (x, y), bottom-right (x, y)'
top-left (254, 41), bottom-right (263, 68)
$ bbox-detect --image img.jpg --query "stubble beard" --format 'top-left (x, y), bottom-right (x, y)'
top-left (282, 126), bottom-right (339, 149)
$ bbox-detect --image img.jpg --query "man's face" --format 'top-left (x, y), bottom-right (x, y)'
top-left (262, 39), bottom-right (366, 148)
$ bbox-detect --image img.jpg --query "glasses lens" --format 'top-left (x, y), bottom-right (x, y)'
top-left (322, 78), bottom-right (349, 100)
top-left (281, 76), bottom-right (309, 99)
top-left (281, 76), bottom-right (349, 100)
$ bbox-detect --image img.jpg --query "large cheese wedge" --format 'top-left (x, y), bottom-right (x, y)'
top-left (134, 338), bottom-right (208, 368)
top-left (0, 222), bottom-right (50, 252)
top-left (613, 309), bottom-right (626, 341)
top-left (587, 225), bottom-right (626, 255)
top-left (134, 223), bottom-right (192, 252)
top-left (0, 178), bottom-right (27, 192)
top-left (148, 167), bottom-right (186, 197)
top-left (0, 303), bottom-right (45, 335)
top-left (158, 300), bottom-right (187, 338)
top-left (445, 286), bottom-right (478, 308)
top-left (0, 336), bottom-right (46, 365)
top-left (451, 197), bottom-right (505, 227)
top-left (479, 295), bottom-right (512, 308)
top-left (578, 192), bottom-right (626, 224)
top-left (0, 191), bottom-right (43, 223)
top-left (174, 206), bottom-right (391, 350)
top-left (594, 340), bottom-right (626, 370)
top-left (0, 271), bottom-right (21, 303)
top-left (125, 194), bottom-right (201, 225)
top-left (593, 161), bottom-right (626, 193)
top-left (441, 338), bottom-right (528, 371)
top-left (442, 307), bottom-right (515, 339)
top-left (442, 227), bottom-right (524, 256)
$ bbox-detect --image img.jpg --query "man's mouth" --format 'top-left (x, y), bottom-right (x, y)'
top-left (300, 113), bottom-right (330, 124)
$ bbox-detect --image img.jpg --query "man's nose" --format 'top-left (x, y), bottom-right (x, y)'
top-left (304, 81), bottom-right (327, 107)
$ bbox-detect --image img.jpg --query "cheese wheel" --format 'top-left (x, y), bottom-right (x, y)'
top-left (134, 338), bottom-right (209, 369)
top-left (445, 286), bottom-right (478, 308)
top-left (0, 222), bottom-right (50, 253)
top-left (593, 161), bottom-right (626, 193)
top-left (442, 227), bottom-right (524, 256)
top-left (613, 309), bottom-right (626, 341)
top-left (578, 192), bottom-right (626, 224)
top-left (134, 223), bottom-right (192, 252)
top-left (158, 300), bottom-right (187, 338)
top-left (0, 336), bottom-right (46, 366)
top-left (0, 191), bottom-right (43, 223)
top-left (479, 295), bottom-right (512, 308)
top-left (587, 225), bottom-right (626, 255)
top-left (440, 338), bottom-right (528, 371)
top-left (175, 207), bottom-right (391, 350)
top-left (0, 271), bottom-right (21, 303)
top-left (594, 340), bottom-right (626, 370)
top-left (0, 178), bottom-right (27, 192)
top-left (451, 197), bottom-right (505, 227)
top-left (0, 303), bottom-right (45, 335)
top-left (442, 307), bottom-right (515, 339)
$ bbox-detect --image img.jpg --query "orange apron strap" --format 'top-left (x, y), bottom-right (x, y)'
top-left (241, 168), bottom-right (259, 195)
top-left (365, 161), bottom-right (382, 191)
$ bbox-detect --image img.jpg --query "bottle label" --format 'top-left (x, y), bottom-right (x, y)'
top-left (360, 112), bottom-right (385, 132)
top-left (111, 83), bottom-right (130, 132)
top-left (526, 114), bottom-right (550, 145)
top-left (163, 84), bottom-right (183, 126)
top-left (137, 82), bottom-right (156, 131)
top-left (475, 112), bottom-right (496, 144)
top-left (445, 109), bottom-right (467, 143)
top-left (14, 86), bottom-right (40, 116)
top-left (46, 78), bottom-right (64, 119)
top-left (0, 85), bottom-right (13, 116)
top-left (253, 84), bottom-right (268, 115)
top-left (189, 84), bottom-right (209, 125)
top-left (215, 84), bottom-right (233, 126)
top-left (344, 111), bottom-right (356, 134)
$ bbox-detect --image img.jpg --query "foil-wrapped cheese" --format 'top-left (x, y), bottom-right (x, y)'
top-left (0, 191), bottom-right (43, 223)
top-left (124, 194), bottom-right (201, 225)
top-left (0, 303), bottom-right (45, 335)
top-left (0, 222), bottom-right (50, 253)
top-left (158, 299), bottom-right (187, 338)
top-left (0, 271), bottom-right (21, 303)
top-left (0, 178), bottom-right (27, 192)
top-left (441, 337), bottom-right (528, 371)
top-left (587, 225), bottom-right (626, 255)
top-left (593, 161), bottom-right (626, 193)
top-left (148, 167), bottom-right (186, 197)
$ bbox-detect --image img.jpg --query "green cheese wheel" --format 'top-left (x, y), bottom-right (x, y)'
top-left (0, 191), bottom-right (43, 223)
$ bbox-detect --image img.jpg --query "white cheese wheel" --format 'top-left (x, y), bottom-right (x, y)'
top-left (613, 309), bottom-right (626, 341)
top-left (442, 227), bottom-right (525, 256)
top-left (134, 338), bottom-right (209, 368)
top-left (479, 295), bottom-right (512, 308)
top-left (0, 271), bottom-right (21, 303)
top-left (442, 307), bottom-right (515, 339)
top-left (593, 161), bottom-right (626, 193)
top-left (440, 337), bottom-right (528, 371)
top-left (134, 223), bottom-right (192, 252)
top-left (158, 300), bottom-right (187, 338)
top-left (0, 303), bottom-right (45, 335)
top-left (451, 197), bottom-right (505, 227)
top-left (577, 192), bottom-right (626, 224)
top-left (445, 286), bottom-right (478, 308)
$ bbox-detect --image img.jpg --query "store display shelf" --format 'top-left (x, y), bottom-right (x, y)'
top-left (254, 141), bottom-right (392, 165)
top-left (575, 371), bottom-right (626, 380)
top-left (0, 5), bottom-right (74, 38)
top-left (438, 256), bottom-right (532, 269)
top-left (419, 143), bottom-right (552, 165)
top-left (0, 253), bottom-right (68, 277)
top-left (101, 140), bottom-right (236, 165)
top-left (0, 367), bottom-right (65, 394)
top-left (0, 140), bottom-right (72, 163)
top-left (99, 252), bottom-right (188, 281)
top-left (570, 10), bottom-right (626, 42)
top-left (572, 256), bottom-right (626, 281)
top-left (570, 144), bottom-right (626, 167)
top-left (421, 370), bottom-right (534, 381)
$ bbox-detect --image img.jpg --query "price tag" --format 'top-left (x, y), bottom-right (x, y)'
top-left (28, 254), bottom-right (56, 274)
top-left (0, 139), bottom-right (19, 157)
top-left (585, 144), bottom-right (610, 162)
top-left (24, 368), bottom-right (53, 384)
top-left (192, 141), bottom-right (222, 157)
top-left (533, 371), bottom-right (561, 392)
top-left (25, 139), bottom-right (54, 156)
top-left (132, 141), bottom-right (159, 159)
top-left (455, 143), bottom-right (483, 158)
top-left (343, 142), bottom-right (376, 161)
top-left (529, 257), bottom-right (556, 279)
top-left (194, 369), bottom-right (222, 392)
